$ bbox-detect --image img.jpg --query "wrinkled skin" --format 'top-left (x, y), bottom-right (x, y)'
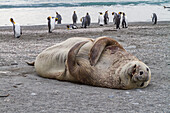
top-left (28, 37), bottom-right (151, 89)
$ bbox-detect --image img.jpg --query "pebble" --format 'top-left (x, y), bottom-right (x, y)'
top-left (0, 71), bottom-right (9, 74)
top-left (125, 91), bottom-right (130, 94)
top-left (108, 95), bottom-right (114, 98)
top-left (158, 104), bottom-right (161, 106)
top-left (137, 89), bottom-right (144, 93)
top-left (31, 93), bottom-right (37, 96)
top-left (11, 62), bottom-right (18, 65)
top-left (4, 98), bottom-right (10, 102)
top-left (125, 45), bottom-right (136, 49)
top-left (132, 103), bottom-right (139, 105)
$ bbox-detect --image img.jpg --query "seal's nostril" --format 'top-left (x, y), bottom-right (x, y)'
top-left (146, 68), bottom-right (149, 72)
top-left (140, 71), bottom-right (143, 75)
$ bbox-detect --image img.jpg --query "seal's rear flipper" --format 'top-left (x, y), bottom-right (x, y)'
top-left (26, 61), bottom-right (35, 66)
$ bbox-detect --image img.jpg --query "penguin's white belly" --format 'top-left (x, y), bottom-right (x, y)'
top-left (99, 16), bottom-right (104, 25)
top-left (50, 18), bottom-right (55, 31)
top-left (125, 16), bottom-right (128, 27)
top-left (152, 16), bottom-right (156, 24)
top-left (14, 23), bottom-right (21, 37)
top-left (120, 15), bottom-right (123, 24)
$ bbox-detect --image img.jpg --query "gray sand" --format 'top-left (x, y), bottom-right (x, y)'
top-left (0, 22), bottom-right (170, 113)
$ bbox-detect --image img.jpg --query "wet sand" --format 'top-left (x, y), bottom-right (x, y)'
top-left (0, 22), bottom-right (169, 112)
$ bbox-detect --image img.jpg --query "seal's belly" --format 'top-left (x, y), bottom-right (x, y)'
top-left (34, 37), bottom-right (93, 78)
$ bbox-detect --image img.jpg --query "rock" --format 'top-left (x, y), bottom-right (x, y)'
top-left (11, 61), bottom-right (18, 65)
top-left (4, 98), bottom-right (10, 102)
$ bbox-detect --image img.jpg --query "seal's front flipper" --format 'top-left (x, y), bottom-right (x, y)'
top-left (89, 37), bottom-right (125, 66)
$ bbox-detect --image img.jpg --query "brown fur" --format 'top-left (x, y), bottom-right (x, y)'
top-left (28, 37), bottom-right (151, 89)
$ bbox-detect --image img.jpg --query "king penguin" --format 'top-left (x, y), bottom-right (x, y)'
top-left (115, 12), bottom-right (121, 29)
top-left (121, 12), bottom-right (128, 28)
top-left (10, 18), bottom-right (22, 38)
top-left (152, 13), bottom-right (157, 25)
top-left (112, 12), bottom-right (117, 25)
top-left (47, 16), bottom-right (56, 33)
top-left (98, 12), bottom-right (104, 26)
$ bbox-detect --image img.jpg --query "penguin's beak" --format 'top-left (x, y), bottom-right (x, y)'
top-left (10, 18), bottom-right (12, 22)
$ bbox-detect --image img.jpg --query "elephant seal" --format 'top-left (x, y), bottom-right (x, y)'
top-left (27, 37), bottom-right (151, 89)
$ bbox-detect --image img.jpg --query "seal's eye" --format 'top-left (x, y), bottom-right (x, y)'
top-left (140, 71), bottom-right (143, 75)
top-left (146, 68), bottom-right (149, 72)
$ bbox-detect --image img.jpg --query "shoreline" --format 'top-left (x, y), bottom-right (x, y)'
top-left (1, 21), bottom-right (170, 28)
top-left (1, 21), bottom-right (169, 36)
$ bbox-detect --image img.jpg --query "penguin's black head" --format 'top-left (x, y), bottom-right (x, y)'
top-left (10, 18), bottom-right (14, 23)
top-left (119, 12), bottom-right (123, 14)
top-left (47, 16), bottom-right (50, 20)
top-left (67, 25), bottom-right (70, 29)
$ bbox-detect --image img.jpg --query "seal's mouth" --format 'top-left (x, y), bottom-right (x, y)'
top-left (140, 82), bottom-right (144, 87)
top-left (128, 64), bottom-right (149, 83)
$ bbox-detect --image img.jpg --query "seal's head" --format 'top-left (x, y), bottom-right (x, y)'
top-left (121, 61), bottom-right (151, 89)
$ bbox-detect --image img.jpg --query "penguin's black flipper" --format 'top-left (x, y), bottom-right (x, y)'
top-left (20, 27), bottom-right (22, 35)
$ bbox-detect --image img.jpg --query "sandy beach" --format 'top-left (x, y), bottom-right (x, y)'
top-left (0, 22), bottom-right (169, 112)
